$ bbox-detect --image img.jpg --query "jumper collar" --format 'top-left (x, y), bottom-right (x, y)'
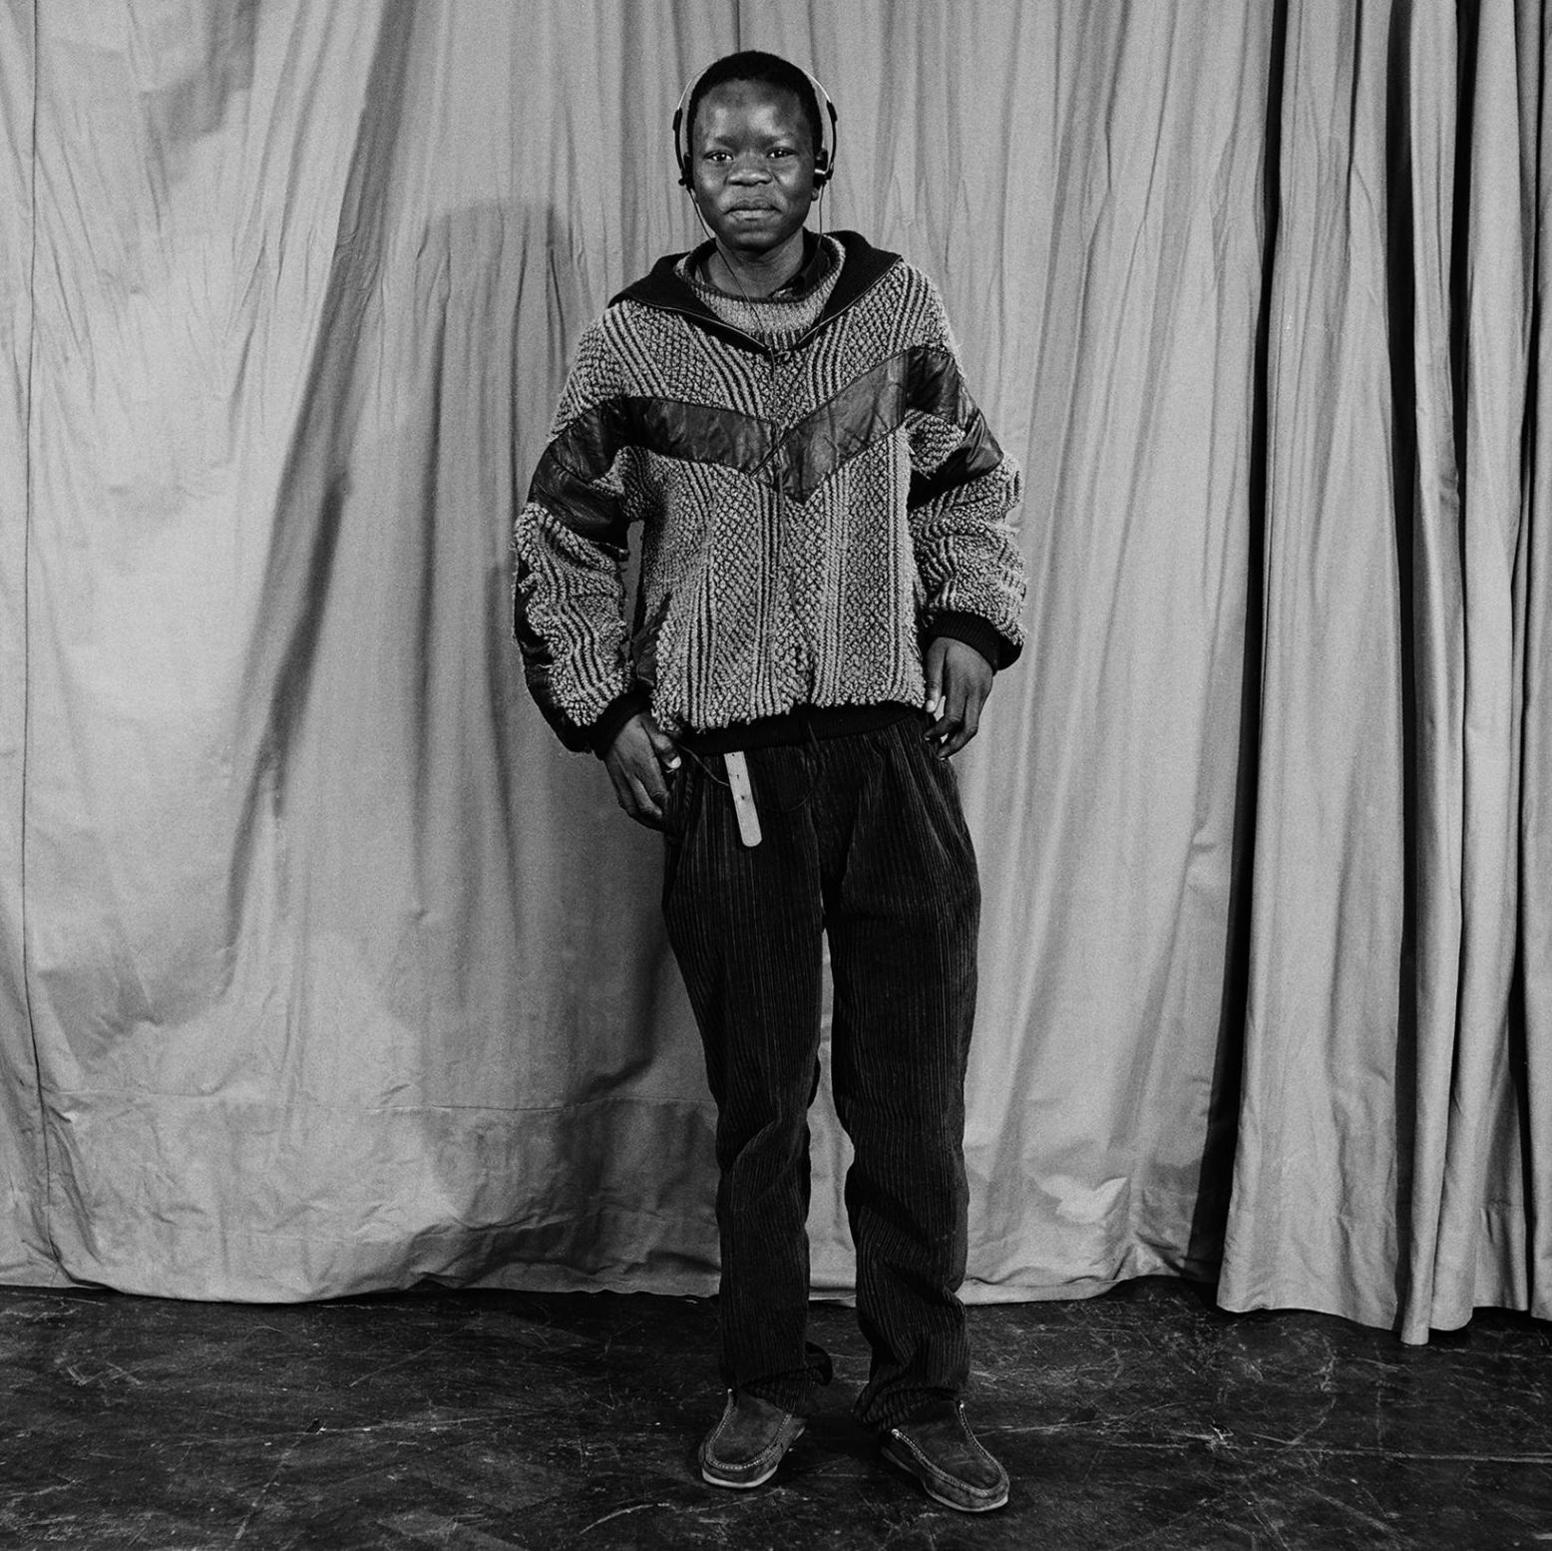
top-left (687, 228), bottom-right (836, 301)
top-left (611, 229), bottom-right (901, 354)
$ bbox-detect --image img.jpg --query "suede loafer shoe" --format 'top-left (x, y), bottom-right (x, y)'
top-left (698, 1390), bottom-right (805, 1489)
top-left (881, 1401), bottom-right (1009, 1513)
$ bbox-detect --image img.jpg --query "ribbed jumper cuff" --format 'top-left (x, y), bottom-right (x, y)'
top-left (588, 687), bottom-right (653, 758)
top-left (927, 611), bottom-right (1020, 671)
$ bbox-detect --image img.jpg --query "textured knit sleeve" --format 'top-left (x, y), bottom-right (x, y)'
top-left (902, 273), bottom-right (1027, 669)
top-left (512, 317), bottom-right (647, 753)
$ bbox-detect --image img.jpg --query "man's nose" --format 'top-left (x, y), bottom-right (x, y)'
top-left (728, 156), bottom-right (770, 182)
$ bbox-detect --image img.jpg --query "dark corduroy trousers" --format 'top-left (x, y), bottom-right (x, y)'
top-left (662, 712), bottom-right (980, 1429)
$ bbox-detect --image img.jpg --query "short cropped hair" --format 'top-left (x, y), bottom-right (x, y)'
top-left (685, 50), bottom-right (824, 158)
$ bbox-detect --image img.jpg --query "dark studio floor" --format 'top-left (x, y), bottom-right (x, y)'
top-left (1, 1277), bottom-right (1549, 1550)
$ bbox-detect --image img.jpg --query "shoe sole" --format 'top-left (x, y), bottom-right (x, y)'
top-left (700, 1460), bottom-right (779, 1489)
top-left (880, 1435), bottom-right (1010, 1514)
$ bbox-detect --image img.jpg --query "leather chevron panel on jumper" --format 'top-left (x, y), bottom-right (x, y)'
top-left (531, 398), bottom-right (773, 537)
top-left (763, 353), bottom-right (916, 500)
top-left (530, 346), bottom-right (1005, 523)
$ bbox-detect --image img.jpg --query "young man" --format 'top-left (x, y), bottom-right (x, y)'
top-left (513, 51), bottom-right (1025, 1513)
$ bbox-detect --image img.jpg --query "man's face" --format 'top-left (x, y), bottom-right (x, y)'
top-left (688, 79), bottom-right (818, 260)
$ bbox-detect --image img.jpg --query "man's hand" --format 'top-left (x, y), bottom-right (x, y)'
top-left (604, 711), bottom-right (682, 829)
top-left (923, 637), bottom-right (994, 759)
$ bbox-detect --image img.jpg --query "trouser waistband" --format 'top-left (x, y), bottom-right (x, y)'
top-left (677, 701), bottom-right (915, 755)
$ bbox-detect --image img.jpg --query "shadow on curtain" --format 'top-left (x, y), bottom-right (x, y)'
top-left (0, 0), bottom-right (1545, 1343)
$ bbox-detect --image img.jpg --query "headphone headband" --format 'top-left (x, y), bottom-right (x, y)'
top-left (671, 60), bottom-right (839, 189)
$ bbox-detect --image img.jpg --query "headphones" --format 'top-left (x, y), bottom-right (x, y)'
top-left (671, 61), bottom-right (839, 191)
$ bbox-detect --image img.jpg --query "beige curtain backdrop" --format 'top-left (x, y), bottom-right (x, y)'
top-left (0, 0), bottom-right (1545, 1344)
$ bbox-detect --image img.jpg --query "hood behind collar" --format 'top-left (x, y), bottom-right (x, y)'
top-left (610, 230), bottom-right (901, 347)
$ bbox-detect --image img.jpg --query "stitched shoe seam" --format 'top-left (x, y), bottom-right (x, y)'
top-left (883, 1432), bottom-right (1006, 1503)
top-left (892, 1434), bottom-right (993, 1493)
top-left (703, 1414), bottom-right (803, 1477)
top-left (890, 1426), bottom-right (997, 1474)
top-left (706, 1431), bottom-right (797, 1474)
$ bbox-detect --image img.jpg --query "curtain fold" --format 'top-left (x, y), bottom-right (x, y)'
top-left (0, 0), bottom-right (64, 1288)
top-left (1422, 0), bottom-right (1538, 1340)
top-left (0, 0), bottom-right (1547, 1337)
top-left (1522, 0), bottom-right (1552, 1334)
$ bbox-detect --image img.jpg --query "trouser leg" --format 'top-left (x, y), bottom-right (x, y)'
top-left (823, 722), bottom-right (981, 1429)
top-left (662, 753), bottom-right (831, 1412)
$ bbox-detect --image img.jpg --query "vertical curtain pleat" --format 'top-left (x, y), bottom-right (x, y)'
top-left (1221, 0), bottom-right (1418, 1329)
top-left (1423, 0), bottom-right (1537, 1338)
top-left (1521, 0), bottom-right (1552, 1327)
top-left (0, 0), bottom-right (64, 1287)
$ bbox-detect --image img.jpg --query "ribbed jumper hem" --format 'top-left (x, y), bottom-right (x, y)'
top-left (677, 702), bottom-right (917, 755)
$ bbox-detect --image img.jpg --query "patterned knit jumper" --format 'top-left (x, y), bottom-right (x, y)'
top-left (670, 238), bottom-right (853, 722)
top-left (514, 229), bottom-right (1025, 751)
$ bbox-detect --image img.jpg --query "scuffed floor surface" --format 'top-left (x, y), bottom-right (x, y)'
top-left (0, 1277), bottom-right (1549, 1549)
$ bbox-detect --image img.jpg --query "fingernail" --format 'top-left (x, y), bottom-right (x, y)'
top-left (667, 756), bottom-right (681, 770)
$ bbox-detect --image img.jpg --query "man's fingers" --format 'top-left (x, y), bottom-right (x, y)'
top-left (626, 773), bottom-right (667, 829)
top-left (937, 698), bottom-right (981, 758)
top-left (924, 641), bottom-right (992, 758)
top-left (605, 758), bottom-right (635, 810)
top-left (604, 717), bottom-right (673, 828)
top-left (931, 687), bottom-right (972, 757)
top-left (645, 720), bottom-right (681, 766)
top-left (628, 755), bottom-right (670, 826)
top-left (611, 767), bottom-right (666, 829)
top-left (926, 660), bottom-right (969, 740)
top-left (607, 771), bottom-right (641, 824)
top-left (925, 694), bottom-right (961, 744)
top-left (923, 640), bottom-right (946, 717)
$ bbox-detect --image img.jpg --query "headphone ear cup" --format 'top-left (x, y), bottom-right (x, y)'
top-left (672, 106), bottom-right (689, 188)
